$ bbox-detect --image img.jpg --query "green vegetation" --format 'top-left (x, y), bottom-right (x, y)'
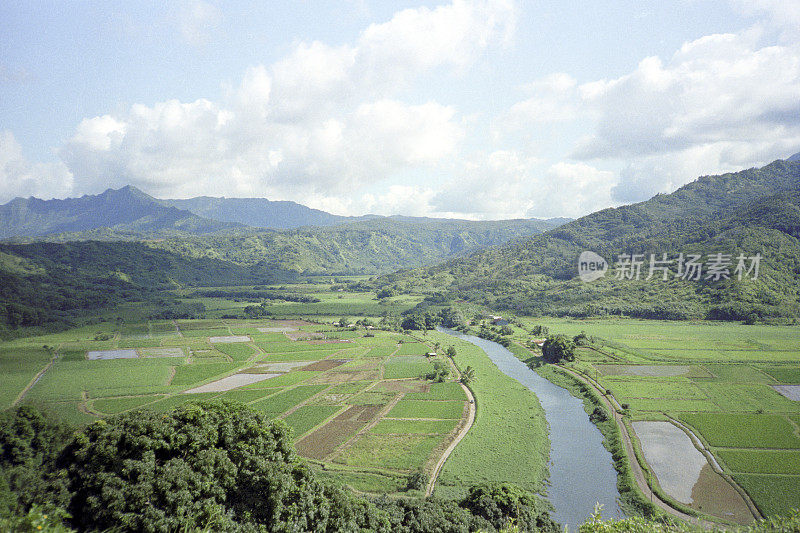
top-left (0, 402), bottom-right (559, 532)
top-left (386, 399), bottom-right (464, 419)
top-left (519, 318), bottom-right (800, 520)
top-left (427, 330), bottom-right (549, 500)
top-left (372, 160), bottom-right (800, 321)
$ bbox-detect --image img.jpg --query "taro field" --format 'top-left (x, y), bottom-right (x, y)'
top-left (0, 318), bottom-right (469, 495)
top-left (524, 318), bottom-right (800, 520)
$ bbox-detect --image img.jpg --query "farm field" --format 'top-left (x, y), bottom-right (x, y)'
top-left (518, 317), bottom-right (800, 520)
top-left (0, 318), bottom-right (470, 496)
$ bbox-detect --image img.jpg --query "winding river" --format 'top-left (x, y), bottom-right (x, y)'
top-left (439, 328), bottom-right (623, 530)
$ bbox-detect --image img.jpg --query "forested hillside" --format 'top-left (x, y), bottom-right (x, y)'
top-left (0, 241), bottom-right (295, 335)
top-left (373, 159), bottom-right (800, 321)
top-left (146, 217), bottom-right (563, 274)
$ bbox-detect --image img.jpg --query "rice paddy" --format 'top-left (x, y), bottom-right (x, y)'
top-left (522, 317), bottom-right (800, 520)
top-left (2, 317), bottom-right (470, 496)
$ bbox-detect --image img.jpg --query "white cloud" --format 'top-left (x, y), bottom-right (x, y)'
top-left (573, 32), bottom-right (800, 162)
top-left (432, 151), bottom-right (616, 219)
top-left (55, 0), bottom-right (514, 205)
top-left (0, 131), bottom-right (73, 202)
top-left (497, 28), bottom-right (800, 204)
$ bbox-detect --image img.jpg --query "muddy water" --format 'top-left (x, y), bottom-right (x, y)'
top-left (633, 420), bottom-right (755, 524)
top-left (439, 328), bottom-right (623, 530)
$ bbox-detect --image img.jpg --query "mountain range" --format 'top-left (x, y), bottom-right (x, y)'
top-left (374, 154), bottom-right (800, 321)
top-left (0, 186), bottom-right (568, 239)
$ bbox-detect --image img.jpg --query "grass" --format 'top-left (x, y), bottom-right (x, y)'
top-left (213, 342), bottom-right (256, 362)
top-left (0, 347), bottom-right (52, 408)
top-left (395, 342), bottom-right (430, 356)
top-left (171, 362), bottom-right (239, 387)
top-left (427, 330), bottom-right (549, 499)
top-left (734, 474), bottom-right (800, 517)
top-left (761, 366), bottom-right (800, 383)
top-left (283, 405), bottom-right (341, 437)
top-left (91, 395), bottom-right (162, 414)
top-left (250, 384), bottom-right (329, 416)
top-left (716, 449), bottom-right (800, 475)
top-left (386, 399), bottom-right (464, 419)
top-left (382, 356), bottom-right (435, 379)
top-left (332, 434), bottom-right (443, 471)
top-left (241, 371), bottom-right (320, 388)
top-left (27, 358), bottom-right (174, 400)
top-left (678, 413), bottom-right (800, 449)
top-left (370, 419), bottom-right (458, 434)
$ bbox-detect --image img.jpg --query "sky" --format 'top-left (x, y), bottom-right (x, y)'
top-left (1, 1), bottom-right (800, 220)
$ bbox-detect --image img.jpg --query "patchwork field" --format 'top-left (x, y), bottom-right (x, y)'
top-left (521, 317), bottom-right (800, 520)
top-left (1, 318), bottom-right (469, 496)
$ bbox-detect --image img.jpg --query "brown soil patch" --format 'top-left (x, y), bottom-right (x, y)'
top-left (302, 359), bottom-right (348, 371)
top-left (376, 380), bottom-right (430, 393)
top-left (690, 464), bottom-right (754, 525)
top-left (295, 405), bottom-right (381, 459)
top-left (335, 404), bottom-right (384, 422)
top-left (285, 331), bottom-right (325, 341)
top-left (295, 421), bottom-right (363, 460)
top-left (313, 370), bottom-right (380, 383)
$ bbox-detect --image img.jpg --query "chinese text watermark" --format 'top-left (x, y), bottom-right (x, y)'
top-left (578, 251), bottom-right (760, 282)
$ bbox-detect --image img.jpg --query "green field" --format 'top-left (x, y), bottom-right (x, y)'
top-left (521, 317), bottom-right (800, 519)
top-left (1, 318), bottom-right (471, 498)
top-left (427, 330), bottom-right (549, 500)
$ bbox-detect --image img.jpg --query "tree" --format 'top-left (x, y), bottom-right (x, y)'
top-left (60, 401), bottom-right (369, 532)
top-left (446, 345), bottom-right (457, 358)
top-left (461, 366), bottom-right (476, 384)
top-left (426, 361), bottom-right (450, 382)
top-left (541, 335), bottom-right (576, 363)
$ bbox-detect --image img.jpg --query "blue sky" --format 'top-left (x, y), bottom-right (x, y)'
top-left (2, 1), bottom-right (799, 219)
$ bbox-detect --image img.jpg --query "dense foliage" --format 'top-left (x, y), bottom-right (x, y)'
top-left (0, 402), bottom-right (558, 533)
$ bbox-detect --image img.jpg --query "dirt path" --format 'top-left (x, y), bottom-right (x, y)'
top-left (13, 343), bottom-right (63, 406)
top-left (558, 366), bottom-right (708, 526)
top-left (425, 381), bottom-right (475, 497)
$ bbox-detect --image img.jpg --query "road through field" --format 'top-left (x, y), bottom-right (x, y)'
top-left (558, 366), bottom-right (747, 527)
top-left (425, 380), bottom-right (475, 496)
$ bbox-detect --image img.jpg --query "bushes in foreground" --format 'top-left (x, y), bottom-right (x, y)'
top-left (0, 402), bottom-right (557, 532)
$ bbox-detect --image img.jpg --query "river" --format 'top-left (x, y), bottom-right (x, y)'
top-left (439, 328), bottom-right (623, 530)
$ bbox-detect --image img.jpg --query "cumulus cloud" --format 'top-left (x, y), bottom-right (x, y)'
top-left (502, 28), bottom-right (800, 204)
top-left (432, 151), bottom-right (616, 219)
top-left (56, 0), bottom-right (513, 205)
top-left (0, 131), bottom-right (73, 202)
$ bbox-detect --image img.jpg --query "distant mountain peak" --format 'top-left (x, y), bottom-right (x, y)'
top-left (787, 152), bottom-right (800, 162)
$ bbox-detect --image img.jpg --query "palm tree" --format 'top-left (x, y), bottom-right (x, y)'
top-left (461, 365), bottom-right (475, 384)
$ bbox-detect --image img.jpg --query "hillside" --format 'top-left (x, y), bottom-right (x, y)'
top-left (146, 216), bottom-right (563, 275)
top-left (374, 158), bottom-right (800, 321)
top-left (159, 196), bottom-right (370, 228)
top-left (0, 240), bottom-right (298, 336)
top-left (0, 186), bottom-right (239, 238)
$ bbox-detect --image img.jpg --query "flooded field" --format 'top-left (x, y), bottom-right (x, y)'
top-left (632, 421), bottom-right (754, 524)
top-left (209, 335), bottom-right (251, 343)
top-left (87, 349), bottom-right (137, 360)
top-left (773, 385), bottom-right (800, 401)
top-left (184, 372), bottom-right (280, 393)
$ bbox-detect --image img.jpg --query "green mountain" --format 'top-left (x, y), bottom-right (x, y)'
top-left (0, 240), bottom-right (295, 335)
top-left (374, 157), bottom-right (800, 321)
top-left (0, 186), bottom-right (240, 239)
top-left (159, 196), bottom-right (370, 228)
top-left (146, 216), bottom-right (565, 275)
